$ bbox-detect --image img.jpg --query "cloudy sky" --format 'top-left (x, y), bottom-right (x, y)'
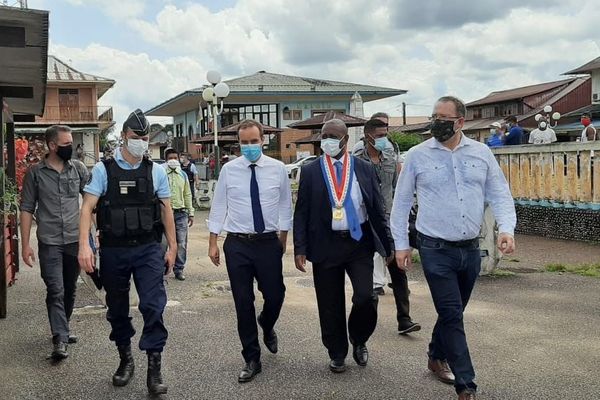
top-left (27, 0), bottom-right (600, 126)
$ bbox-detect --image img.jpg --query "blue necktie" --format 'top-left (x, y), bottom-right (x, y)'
top-left (334, 160), bottom-right (362, 241)
top-left (249, 164), bottom-right (265, 233)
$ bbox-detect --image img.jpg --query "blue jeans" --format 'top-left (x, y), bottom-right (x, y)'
top-left (174, 211), bottom-right (189, 274)
top-left (418, 234), bottom-right (480, 394)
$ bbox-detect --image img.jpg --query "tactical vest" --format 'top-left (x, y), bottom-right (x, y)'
top-left (96, 157), bottom-right (163, 247)
top-left (181, 163), bottom-right (195, 186)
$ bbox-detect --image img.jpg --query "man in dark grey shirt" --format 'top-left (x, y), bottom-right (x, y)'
top-left (353, 118), bottom-right (420, 335)
top-left (20, 125), bottom-right (88, 361)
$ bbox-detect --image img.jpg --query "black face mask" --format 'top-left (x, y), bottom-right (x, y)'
top-left (430, 119), bottom-right (457, 142)
top-left (56, 145), bottom-right (73, 162)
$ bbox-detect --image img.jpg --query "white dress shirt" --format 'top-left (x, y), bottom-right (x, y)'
top-left (208, 154), bottom-right (293, 234)
top-left (326, 154), bottom-right (367, 231)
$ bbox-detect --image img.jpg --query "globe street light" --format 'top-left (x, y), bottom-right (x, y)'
top-left (202, 70), bottom-right (229, 178)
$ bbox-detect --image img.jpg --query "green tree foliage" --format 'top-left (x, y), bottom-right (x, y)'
top-left (389, 132), bottom-right (423, 151)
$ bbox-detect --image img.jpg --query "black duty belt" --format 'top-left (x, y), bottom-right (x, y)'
top-left (173, 209), bottom-right (187, 213)
top-left (228, 232), bottom-right (278, 241)
top-left (418, 232), bottom-right (479, 248)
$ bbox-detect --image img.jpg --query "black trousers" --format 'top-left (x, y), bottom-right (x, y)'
top-left (387, 260), bottom-right (412, 326)
top-left (223, 235), bottom-right (285, 363)
top-left (38, 242), bottom-right (79, 344)
top-left (312, 232), bottom-right (377, 361)
top-left (100, 242), bottom-right (168, 352)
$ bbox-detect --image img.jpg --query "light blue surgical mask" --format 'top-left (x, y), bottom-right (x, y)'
top-left (241, 144), bottom-right (262, 162)
top-left (373, 137), bottom-right (390, 152)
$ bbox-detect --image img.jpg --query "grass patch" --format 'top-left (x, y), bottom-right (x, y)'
top-left (411, 253), bottom-right (421, 264)
top-left (488, 269), bottom-right (516, 277)
top-left (545, 263), bottom-right (600, 278)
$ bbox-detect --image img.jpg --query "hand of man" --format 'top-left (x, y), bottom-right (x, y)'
top-left (78, 244), bottom-right (96, 274)
top-left (395, 249), bottom-right (413, 271)
top-left (294, 255), bottom-right (307, 272)
top-left (497, 233), bottom-right (516, 255)
top-left (22, 245), bottom-right (36, 268)
top-left (164, 247), bottom-right (176, 275)
top-left (208, 243), bottom-right (220, 266)
top-left (188, 216), bottom-right (194, 227)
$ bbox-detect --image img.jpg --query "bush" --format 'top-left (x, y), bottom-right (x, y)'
top-left (389, 132), bottom-right (423, 152)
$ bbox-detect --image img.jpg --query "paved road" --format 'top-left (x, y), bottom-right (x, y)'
top-left (1, 214), bottom-right (599, 399)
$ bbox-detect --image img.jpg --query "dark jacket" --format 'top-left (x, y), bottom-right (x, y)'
top-left (293, 155), bottom-right (393, 264)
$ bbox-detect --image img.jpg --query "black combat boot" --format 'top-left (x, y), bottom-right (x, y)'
top-left (147, 352), bottom-right (168, 395)
top-left (112, 345), bottom-right (135, 386)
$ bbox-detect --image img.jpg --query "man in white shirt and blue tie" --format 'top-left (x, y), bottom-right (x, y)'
top-left (208, 119), bottom-right (292, 383)
top-left (391, 96), bottom-right (517, 400)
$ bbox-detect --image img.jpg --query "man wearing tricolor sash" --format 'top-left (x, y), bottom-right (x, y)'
top-left (293, 119), bottom-right (393, 373)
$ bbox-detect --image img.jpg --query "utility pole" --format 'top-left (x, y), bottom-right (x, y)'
top-left (402, 102), bottom-right (407, 125)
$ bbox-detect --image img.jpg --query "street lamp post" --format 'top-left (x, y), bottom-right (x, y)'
top-left (202, 71), bottom-right (230, 178)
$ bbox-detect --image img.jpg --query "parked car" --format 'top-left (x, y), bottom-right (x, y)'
top-left (285, 155), bottom-right (317, 177)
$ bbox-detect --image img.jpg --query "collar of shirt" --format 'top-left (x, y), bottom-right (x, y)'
top-left (325, 152), bottom-right (350, 165)
top-left (427, 133), bottom-right (471, 152)
top-left (39, 156), bottom-right (74, 171)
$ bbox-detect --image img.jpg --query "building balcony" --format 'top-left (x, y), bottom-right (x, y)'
top-left (37, 106), bottom-right (114, 124)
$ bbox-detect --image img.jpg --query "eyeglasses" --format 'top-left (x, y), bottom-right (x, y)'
top-left (429, 115), bottom-right (462, 122)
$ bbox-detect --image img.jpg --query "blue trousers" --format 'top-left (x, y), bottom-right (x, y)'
top-left (173, 211), bottom-right (189, 274)
top-left (100, 242), bottom-right (168, 352)
top-left (418, 234), bottom-right (480, 394)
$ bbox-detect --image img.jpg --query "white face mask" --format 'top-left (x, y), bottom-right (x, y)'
top-left (167, 159), bottom-right (180, 169)
top-left (126, 138), bottom-right (148, 158)
top-left (320, 138), bottom-right (343, 157)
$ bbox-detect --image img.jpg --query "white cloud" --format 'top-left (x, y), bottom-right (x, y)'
top-left (45, 0), bottom-right (600, 123)
top-left (50, 42), bottom-right (206, 127)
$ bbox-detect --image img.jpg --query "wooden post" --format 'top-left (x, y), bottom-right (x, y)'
top-left (594, 150), bottom-right (600, 203)
top-left (531, 153), bottom-right (541, 201)
top-left (521, 155), bottom-right (532, 200)
top-left (566, 152), bottom-right (578, 203)
top-left (509, 154), bottom-right (521, 198)
top-left (578, 151), bottom-right (592, 202)
top-left (553, 152), bottom-right (565, 202)
top-left (541, 152), bottom-right (553, 200)
top-left (0, 95), bottom-right (6, 319)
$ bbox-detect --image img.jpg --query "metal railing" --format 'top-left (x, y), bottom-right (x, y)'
top-left (40, 106), bottom-right (113, 123)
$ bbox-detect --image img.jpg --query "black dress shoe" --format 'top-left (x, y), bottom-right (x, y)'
top-left (329, 359), bottom-right (346, 373)
top-left (174, 272), bottom-right (186, 281)
top-left (352, 344), bottom-right (368, 366)
top-left (373, 287), bottom-right (385, 296)
top-left (68, 335), bottom-right (78, 344)
top-left (51, 342), bottom-right (68, 361)
top-left (238, 360), bottom-right (262, 383)
top-left (398, 321), bottom-right (421, 335)
top-left (258, 317), bottom-right (278, 354)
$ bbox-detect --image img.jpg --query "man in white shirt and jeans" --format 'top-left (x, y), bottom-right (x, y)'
top-left (208, 119), bottom-right (292, 383)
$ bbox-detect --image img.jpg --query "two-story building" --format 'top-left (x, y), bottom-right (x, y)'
top-left (15, 56), bottom-right (115, 166)
top-left (464, 77), bottom-right (591, 142)
top-left (555, 56), bottom-right (600, 135)
top-left (146, 71), bottom-right (405, 162)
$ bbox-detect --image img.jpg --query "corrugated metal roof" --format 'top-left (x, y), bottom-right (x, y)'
top-left (47, 55), bottom-right (115, 98)
top-left (193, 71), bottom-right (406, 94)
top-left (466, 78), bottom-right (576, 107)
top-left (563, 56), bottom-right (600, 75)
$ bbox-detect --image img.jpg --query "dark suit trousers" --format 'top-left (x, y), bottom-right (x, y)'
top-left (387, 260), bottom-right (412, 326)
top-left (312, 232), bottom-right (378, 361)
top-left (223, 235), bottom-right (285, 363)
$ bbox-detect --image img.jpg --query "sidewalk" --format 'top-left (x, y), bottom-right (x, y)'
top-left (1, 213), bottom-right (599, 399)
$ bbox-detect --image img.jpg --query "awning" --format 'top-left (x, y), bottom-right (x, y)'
top-left (288, 110), bottom-right (367, 129)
